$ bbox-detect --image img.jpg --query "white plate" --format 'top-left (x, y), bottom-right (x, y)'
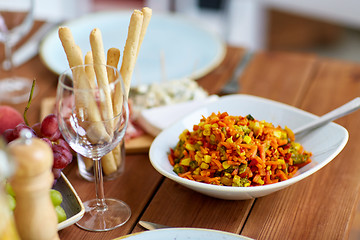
top-left (54, 172), bottom-right (84, 230)
top-left (39, 11), bottom-right (226, 86)
top-left (149, 94), bottom-right (349, 200)
top-left (117, 228), bottom-right (253, 240)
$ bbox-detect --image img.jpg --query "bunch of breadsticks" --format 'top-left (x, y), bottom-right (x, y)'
top-left (58, 8), bottom-right (152, 176)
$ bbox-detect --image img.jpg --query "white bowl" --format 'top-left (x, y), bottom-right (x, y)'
top-left (149, 94), bottom-right (349, 200)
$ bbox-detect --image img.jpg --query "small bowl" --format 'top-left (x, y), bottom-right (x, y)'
top-left (149, 94), bottom-right (348, 200)
top-left (53, 172), bottom-right (84, 230)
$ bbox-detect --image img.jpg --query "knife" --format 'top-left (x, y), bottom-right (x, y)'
top-left (13, 22), bottom-right (58, 68)
top-left (138, 220), bottom-right (170, 230)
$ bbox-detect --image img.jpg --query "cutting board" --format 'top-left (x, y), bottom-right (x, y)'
top-left (40, 97), bottom-right (154, 154)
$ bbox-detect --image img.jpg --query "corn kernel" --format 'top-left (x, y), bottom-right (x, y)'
top-left (278, 159), bottom-right (285, 165)
top-left (210, 134), bottom-right (216, 143)
top-left (233, 175), bottom-right (240, 185)
top-left (273, 130), bottom-right (282, 139)
top-left (222, 161), bottom-right (231, 169)
top-left (243, 135), bottom-right (251, 144)
top-left (224, 172), bottom-right (232, 178)
top-left (226, 137), bottom-right (233, 144)
top-left (200, 162), bottom-right (209, 169)
top-left (180, 158), bottom-right (191, 166)
top-left (204, 155), bottom-right (212, 163)
top-left (293, 142), bottom-right (301, 151)
top-left (185, 143), bottom-right (195, 151)
top-left (193, 167), bottom-right (201, 175)
top-left (203, 128), bottom-right (211, 136)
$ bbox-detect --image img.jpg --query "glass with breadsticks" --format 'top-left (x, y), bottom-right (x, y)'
top-left (56, 7), bottom-right (151, 231)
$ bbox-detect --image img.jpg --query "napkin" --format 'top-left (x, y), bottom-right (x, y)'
top-left (137, 95), bottom-right (219, 136)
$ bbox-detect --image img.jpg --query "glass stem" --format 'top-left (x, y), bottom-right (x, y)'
top-left (93, 156), bottom-right (107, 211)
top-left (2, 39), bottom-right (13, 71)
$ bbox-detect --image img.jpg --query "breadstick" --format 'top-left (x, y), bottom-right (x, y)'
top-left (118, 10), bottom-right (143, 168)
top-left (90, 28), bottom-right (117, 174)
top-left (58, 27), bottom-right (110, 144)
top-left (101, 151), bottom-right (118, 175)
top-left (136, 7), bottom-right (152, 58)
top-left (105, 47), bottom-right (124, 167)
top-left (107, 48), bottom-right (122, 114)
top-left (90, 28), bottom-right (114, 124)
top-left (111, 141), bottom-right (122, 167)
top-left (58, 27), bottom-right (83, 69)
top-left (58, 27), bottom-right (87, 115)
top-left (82, 156), bottom-right (93, 171)
top-left (84, 51), bottom-right (96, 89)
top-left (106, 48), bottom-right (120, 84)
top-left (120, 10), bottom-right (143, 96)
top-left (85, 51), bottom-right (93, 65)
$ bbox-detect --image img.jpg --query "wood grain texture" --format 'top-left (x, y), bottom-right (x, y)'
top-left (58, 154), bottom-right (163, 239)
top-left (4, 21), bottom-right (360, 240)
top-left (197, 46), bottom-right (246, 94)
top-left (133, 180), bottom-right (254, 234)
top-left (241, 57), bottom-right (360, 240)
top-left (239, 50), bottom-right (318, 107)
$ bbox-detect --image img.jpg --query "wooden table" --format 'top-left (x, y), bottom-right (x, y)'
top-left (3, 22), bottom-right (360, 240)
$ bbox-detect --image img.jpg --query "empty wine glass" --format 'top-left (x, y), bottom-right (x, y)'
top-left (56, 64), bottom-right (130, 231)
top-left (0, 0), bottom-right (35, 104)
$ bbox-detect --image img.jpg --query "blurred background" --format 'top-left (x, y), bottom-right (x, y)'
top-left (33, 0), bottom-right (360, 63)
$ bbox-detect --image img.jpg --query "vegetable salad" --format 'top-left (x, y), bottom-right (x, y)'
top-left (168, 112), bottom-right (312, 187)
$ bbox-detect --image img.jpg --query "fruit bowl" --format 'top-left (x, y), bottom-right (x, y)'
top-left (54, 172), bottom-right (84, 230)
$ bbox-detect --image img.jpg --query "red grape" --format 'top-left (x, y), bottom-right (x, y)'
top-left (53, 152), bottom-right (69, 169)
top-left (41, 137), bottom-right (52, 148)
top-left (13, 123), bottom-right (35, 139)
top-left (52, 167), bottom-right (62, 180)
top-left (2, 129), bottom-right (15, 143)
top-left (56, 138), bottom-right (70, 150)
top-left (2, 113), bottom-right (73, 183)
top-left (41, 114), bottom-right (61, 141)
top-left (31, 122), bottom-right (42, 137)
top-left (52, 144), bottom-right (72, 169)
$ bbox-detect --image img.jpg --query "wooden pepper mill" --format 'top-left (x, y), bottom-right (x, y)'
top-left (8, 129), bottom-right (59, 240)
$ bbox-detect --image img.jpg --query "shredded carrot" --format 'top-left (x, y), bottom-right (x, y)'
top-left (168, 112), bottom-right (312, 187)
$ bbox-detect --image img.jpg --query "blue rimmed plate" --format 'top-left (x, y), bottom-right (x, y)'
top-left (39, 11), bottom-right (225, 86)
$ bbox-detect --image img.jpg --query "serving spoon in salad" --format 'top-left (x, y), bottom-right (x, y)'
top-left (293, 97), bottom-right (360, 136)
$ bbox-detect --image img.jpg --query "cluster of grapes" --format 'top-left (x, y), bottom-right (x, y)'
top-left (2, 114), bottom-right (73, 182)
top-left (6, 182), bottom-right (67, 223)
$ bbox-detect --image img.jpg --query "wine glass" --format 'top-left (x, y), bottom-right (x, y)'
top-left (0, 0), bottom-right (35, 104)
top-left (56, 64), bottom-right (131, 231)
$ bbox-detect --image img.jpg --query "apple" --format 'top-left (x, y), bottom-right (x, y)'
top-left (0, 105), bottom-right (24, 134)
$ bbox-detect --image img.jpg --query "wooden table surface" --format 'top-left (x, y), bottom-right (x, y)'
top-left (2, 22), bottom-right (360, 240)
